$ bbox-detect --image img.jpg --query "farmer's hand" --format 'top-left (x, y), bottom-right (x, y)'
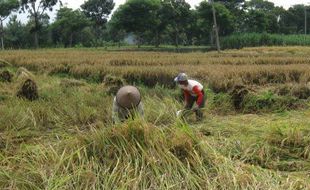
top-left (192, 103), bottom-right (199, 111)
top-left (176, 110), bottom-right (184, 118)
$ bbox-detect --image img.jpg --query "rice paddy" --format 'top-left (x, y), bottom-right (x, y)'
top-left (0, 46), bottom-right (309, 189)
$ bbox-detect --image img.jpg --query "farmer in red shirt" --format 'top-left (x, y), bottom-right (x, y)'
top-left (174, 73), bottom-right (205, 121)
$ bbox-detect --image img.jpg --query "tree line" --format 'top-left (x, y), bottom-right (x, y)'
top-left (1, 0), bottom-right (310, 49)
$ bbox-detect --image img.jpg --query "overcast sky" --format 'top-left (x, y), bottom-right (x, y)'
top-left (5, 0), bottom-right (310, 25)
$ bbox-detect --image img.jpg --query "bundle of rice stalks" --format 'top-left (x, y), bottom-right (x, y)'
top-left (0, 70), bottom-right (13, 82)
top-left (276, 84), bottom-right (292, 96)
top-left (13, 67), bottom-right (39, 101)
top-left (103, 75), bottom-right (125, 95)
top-left (16, 67), bottom-right (35, 80)
top-left (230, 85), bottom-right (250, 110)
top-left (103, 74), bottom-right (125, 86)
top-left (107, 86), bottom-right (121, 95)
top-left (291, 85), bottom-right (310, 100)
top-left (60, 78), bottom-right (87, 88)
top-left (168, 130), bottom-right (195, 162)
top-left (123, 70), bottom-right (176, 88)
top-left (16, 78), bottom-right (39, 101)
top-left (209, 77), bottom-right (239, 93)
top-left (276, 84), bottom-right (310, 99)
top-left (0, 59), bottom-right (12, 68)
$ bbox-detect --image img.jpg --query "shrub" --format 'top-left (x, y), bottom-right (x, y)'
top-left (221, 33), bottom-right (310, 49)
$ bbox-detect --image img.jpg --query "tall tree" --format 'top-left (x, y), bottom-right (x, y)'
top-left (183, 9), bottom-right (199, 45)
top-left (111, 0), bottom-right (161, 47)
top-left (214, 0), bottom-right (245, 31)
top-left (51, 7), bottom-right (90, 47)
top-left (243, 0), bottom-right (283, 33)
top-left (246, 0), bottom-right (275, 12)
top-left (81, 0), bottom-right (114, 43)
top-left (20, 0), bottom-right (61, 48)
top-left (107, 9), bottom-right (126, 47)
top-left (282, 4), bottom-right (310, 34)
top-left (197, 2), bottom-right (234, 37)
top-left (244, 9), bottom-right (268, 33)
top-left (214, 0), bottom-right (245, 14)
top-left (81, 0), bottom-right (114, 27)
top-left (0, 0), bottom-right (19, 50)
top-left (161, 0), bottom-right (192, 47)
top-left (4, 15), bottom-right (30, 48)
top-left (152, 2), bottom-right (169, 47)
top-left (27, 13), bottom-right (52, 47)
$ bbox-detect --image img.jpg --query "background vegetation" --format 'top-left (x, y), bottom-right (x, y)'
top-left (2, 0), bottom-right (310, 49)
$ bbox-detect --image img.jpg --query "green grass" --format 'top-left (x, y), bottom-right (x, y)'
top-left (0, 70), bottom-right (309, 189)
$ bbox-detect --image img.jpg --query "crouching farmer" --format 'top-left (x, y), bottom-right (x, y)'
top-left (112, 86), bottom-right (144, 124)
top-left (175, 73), bottom-right (205, 121)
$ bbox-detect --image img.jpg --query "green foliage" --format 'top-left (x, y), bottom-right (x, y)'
top-left (20, 0), bottom-right (61, 48)
top-left (3, 16), bottom-right (31, 48)
top-left (0, 0), bottom-right (19, 49)
top-left (281, 4), bottom-right (310, 34)
top-left (81, 0), bottom-right (115, 26)
top-left (197, 1), bottom-right (234, 36)
top-left (161, 0), bottom-right (192, 46)
top-left (2, 0), bottom-right (310, 49)
top-left (112, 0), bottom-right (161, 41)
top-left (20, 0), bottom-right (59, 11)
top-left (214, 0), bottom-right (245, 13)
top-left (0, 0), bottom-right (19, 18)
top-left (51, 8), bottom-right (91, 48)
top-left (221, 33), bottom-right (310, 49)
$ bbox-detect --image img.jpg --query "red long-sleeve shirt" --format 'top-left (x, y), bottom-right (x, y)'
top-left (179, 80), bottom-right (204, 106)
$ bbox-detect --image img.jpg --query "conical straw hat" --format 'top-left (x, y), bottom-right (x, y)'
top-left (116, 86), bottom-right (141, 109)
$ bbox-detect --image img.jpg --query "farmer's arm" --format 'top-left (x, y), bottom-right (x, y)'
top-left (192, 86), bottom-right (204, 106)
top-left (184, 90), bottom-right (190, 105)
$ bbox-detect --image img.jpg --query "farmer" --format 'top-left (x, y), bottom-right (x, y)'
top-left (112, 85), bottom-right (144, 124)
top-left (174, 73), bottom-right (205, 121)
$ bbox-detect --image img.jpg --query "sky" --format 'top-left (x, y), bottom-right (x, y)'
top-left (5, 0), bottom-right (310, 25)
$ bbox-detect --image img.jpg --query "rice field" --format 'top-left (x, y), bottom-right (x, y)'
top-left (0, 46), bottom-right (309, 189)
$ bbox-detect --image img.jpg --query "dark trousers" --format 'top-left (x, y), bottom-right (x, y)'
top-left (185, 90), bottom-right (206, 121)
